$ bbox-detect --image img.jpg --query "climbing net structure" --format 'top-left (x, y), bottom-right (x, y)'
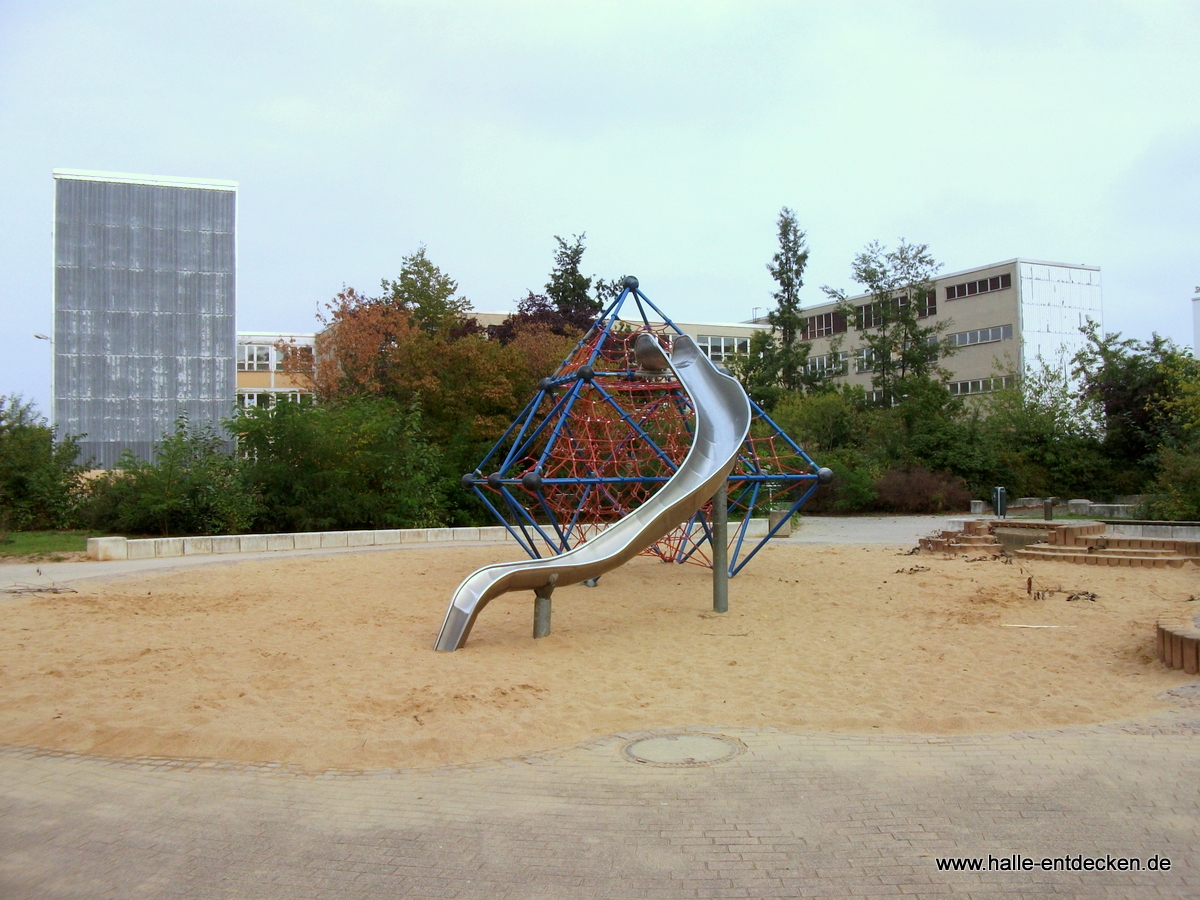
top-left (464, 279), bottom-right (826, 575)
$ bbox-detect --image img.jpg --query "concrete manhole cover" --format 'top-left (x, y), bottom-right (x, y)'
top-left (622, 733), bottom-right (744, 767)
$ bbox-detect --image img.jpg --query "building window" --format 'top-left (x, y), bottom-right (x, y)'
top-left (855, 304), bottom-right (880, 330)
top-left (947, 375), bottom-right (1018, 396)
top-left (802, 312), bottom-right (848, 339)
top-left (916, 292), bottom-right (936, 321)
top-left (237, 391), bottom-right (312, 409)
top-left (945, 272), bottom-right (1012, 301)
top-left (805, 350), bottom-right (849, 377)
top-left (697, 335), bottom-right (750, 362)
top-left (947, 324), bottom-right (1014, 347)
top-left (854, 292), bottom-right (936, 329)
top-left (273, 343), bottom-right (313, 372)
top-left (237, 392), bottom-right (273, 408)
top-left (237, 344), bottom-right (272, 371)
top-left (854, 347), bottom-right (883, 374)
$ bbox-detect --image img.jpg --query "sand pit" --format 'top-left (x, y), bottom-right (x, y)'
top-left (1, 543), bottom-right (1196, 771)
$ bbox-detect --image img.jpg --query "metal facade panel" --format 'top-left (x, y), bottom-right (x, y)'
top-left (1017, 262), bottom-right (1103, 377)
top-left (53, 176), bottom-right (236, 467)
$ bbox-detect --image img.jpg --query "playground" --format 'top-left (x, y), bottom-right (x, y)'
top-left (1, 539), bottom-right (1194, 772)
top-left (3, 283), bottom-right (1196, 776)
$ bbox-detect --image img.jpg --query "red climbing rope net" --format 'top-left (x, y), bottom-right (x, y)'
top-left (494, 322), bottom-right (812, 568)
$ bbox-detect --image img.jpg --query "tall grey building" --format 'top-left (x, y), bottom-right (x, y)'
top-left (52, 169), bottom-right (237, 467)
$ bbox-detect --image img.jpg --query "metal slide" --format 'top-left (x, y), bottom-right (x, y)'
top-left (434, 333), bottom-right (753, 651)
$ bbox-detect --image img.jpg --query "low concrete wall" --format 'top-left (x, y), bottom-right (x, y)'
top-left (1088, 504), bottom-right (1139, 519)
top-left (744, 518), bottom-right (770, 539)
top-left (1106, 522), bottom-right (1200, 540)
top-left (938, 517), bottom-right (1200, 543)
top-left (86, 518), bottom-right (779, 562)
top-left (87, 526), bottom-right (519, 562)
top-left (993, 527), bottom-right (1051, 553)
top-left (975, 497), bottom-right (1143, 520)
top-left (767, 510), bottom-right (792, 537)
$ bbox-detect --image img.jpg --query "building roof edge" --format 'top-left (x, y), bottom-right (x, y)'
top-left (801, 257), bottom-right (1102, 311)
top-left (53, 169), bottom-right (238, 190)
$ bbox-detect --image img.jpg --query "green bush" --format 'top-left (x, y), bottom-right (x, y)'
top-left (874, 465), bottom-right (971, 514)
top-left (804, 448), bottom-right (880, 513)
top-left (770, 386), bottom-right (869, 454)
top-left (85, 420), bottom-right (258, 537)
top-left (977, 363), bottom-right (1106, 499)
top-left (235, 397), bottom-right (445, 532)
top-left (1143, 447), bottom-right (1200, 521)
top-left (0, 396), bottom-right (88, 530)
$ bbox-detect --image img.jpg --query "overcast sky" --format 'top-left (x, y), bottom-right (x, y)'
top-left (2, 1), bottom-right (1198, 413)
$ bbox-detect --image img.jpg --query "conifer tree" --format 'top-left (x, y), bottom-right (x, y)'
top-left (546, 234), bottom-right (603, 330)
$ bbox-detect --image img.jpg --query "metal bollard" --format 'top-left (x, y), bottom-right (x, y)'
top-left (533, 575), bottom-right (557, 638)
top-left (991, 486), bottom-right (1007, 518)
top-left (712, 482), bottom-right (728, 614)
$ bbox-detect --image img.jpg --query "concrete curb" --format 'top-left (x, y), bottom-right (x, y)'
top-left (86, 527), bottom-right (517, 561)
top-left (86, 520), bottom-right (776, 562)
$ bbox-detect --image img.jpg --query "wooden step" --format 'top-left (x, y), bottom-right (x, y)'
top-left (1047, 523), bottom-right (1108, 546)
top-left (1076, 536), bottom-right (1200, 558)
top-left (1028, 544), bottom-right (1181, 559)
top-left (1015, 547), bottom-right (1188, 568)
top-left (951, 534), bottom-right (1001, 546)
top-left (1158, 611), bottom-right (1200, 673)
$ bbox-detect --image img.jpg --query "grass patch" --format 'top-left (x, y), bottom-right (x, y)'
top-left (0, 531), bottom-right (103, 559)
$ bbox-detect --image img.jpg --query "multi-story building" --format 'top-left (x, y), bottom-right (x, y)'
top-left (779, 259), bottom-right (1103, 398)
top-left (52, 169), bottom-right (237, 466)
top-left (334, 260), bottom-right (1102, 407)
top-left (470, 310), bottom-right (762, 365)
top-left (235, 332), bottom-right (315, 407)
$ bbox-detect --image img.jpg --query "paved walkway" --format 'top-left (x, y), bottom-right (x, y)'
top-left (786, 515), bottom-right (948, 545)
top-left (4, 712), bottom-right (1199, 899)
top-left (4, 517), bottom-right (1198, 898)
top-left (0, 517), bottom-right (950, 593)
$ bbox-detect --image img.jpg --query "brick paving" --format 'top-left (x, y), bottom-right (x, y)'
top-left (3, 711), bottom-right (1199, 899)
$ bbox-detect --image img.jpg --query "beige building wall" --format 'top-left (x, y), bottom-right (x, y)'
top-left (795, 259), bottom-right (1100, 398)
top-left (470, 312), bottom-right (763, 364)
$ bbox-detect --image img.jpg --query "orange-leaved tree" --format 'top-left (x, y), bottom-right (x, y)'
top-left (290, 248), bottom-right (577, 523)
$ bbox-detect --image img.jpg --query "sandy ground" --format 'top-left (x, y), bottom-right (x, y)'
top-left (0, 551), bottom-right (88, 565)
top-left (1, 543), bottom-right (1196, 772)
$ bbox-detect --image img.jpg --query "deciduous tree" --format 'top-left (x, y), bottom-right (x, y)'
top-left (299, 249), bottom-right (576, 523)
top-left (378, 246), bottom-right (476, 336)
top-left (1072, 320), bottom-right (1199, 487)
top-left (825, 240), bottom-right (952, 407)
top-left (0, 396), bottom-right (88, 530)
